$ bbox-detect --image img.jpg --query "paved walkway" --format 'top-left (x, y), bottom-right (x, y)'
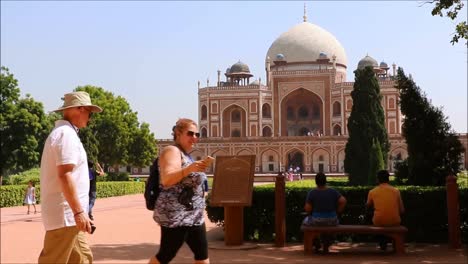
top-left (1, 194), bottom-right (467, 263)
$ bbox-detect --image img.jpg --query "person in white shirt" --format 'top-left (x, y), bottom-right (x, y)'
top-left (38, 91), bottom-right (102, 264)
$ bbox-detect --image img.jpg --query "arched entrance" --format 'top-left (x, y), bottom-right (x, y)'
top-left (222, 105), bottom-right (247, 137)
top-left (280, 88), bottom-right (323, 136)
top-left (286, 150), bottom-right (304, 172)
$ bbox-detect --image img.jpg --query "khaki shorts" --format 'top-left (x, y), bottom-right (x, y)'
top-left (38, 226), bottom-right (93, 264)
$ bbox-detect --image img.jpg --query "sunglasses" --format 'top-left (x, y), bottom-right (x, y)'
top-left (80, 107), bottom-right (94, 118)
top-left (186, 130), bottom-right (200, 138)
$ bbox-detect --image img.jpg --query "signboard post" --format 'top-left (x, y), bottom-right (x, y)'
top-left (210, 155), bottom-right (256, 246)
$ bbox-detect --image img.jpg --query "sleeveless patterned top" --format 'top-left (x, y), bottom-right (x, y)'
top-left (153, 147), bottom-right (206, 227)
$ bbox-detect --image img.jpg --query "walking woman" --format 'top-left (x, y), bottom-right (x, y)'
top-left (149, 118), bottom-right (212, 264)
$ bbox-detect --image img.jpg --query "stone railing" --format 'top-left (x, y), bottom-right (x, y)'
top-left (199, 85), bottom-right (269, 91)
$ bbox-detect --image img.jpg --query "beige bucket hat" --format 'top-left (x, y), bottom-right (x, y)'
top-left (52, 91), bottom-right (103, 113)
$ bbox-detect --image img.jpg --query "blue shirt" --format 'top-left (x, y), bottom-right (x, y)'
top-left (306, 187), bottom-right (342, 217)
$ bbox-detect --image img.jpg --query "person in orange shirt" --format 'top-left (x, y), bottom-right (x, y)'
top-left (366, 170), bottom-right (405, 250)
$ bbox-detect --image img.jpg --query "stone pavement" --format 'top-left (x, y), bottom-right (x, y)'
top-left (1, 194), bottom-right (467, 264)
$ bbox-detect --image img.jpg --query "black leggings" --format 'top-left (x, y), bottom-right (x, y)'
top-left (156, 223), bottom-right (208, 264)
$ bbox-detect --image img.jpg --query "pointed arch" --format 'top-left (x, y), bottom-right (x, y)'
top-left (201, 105), bottom-right (207, 120)
top-left (211, 149), bottom-right (229, 158)
top-left (260, 148), bottom-right (280, 172)
top-left (337, 148), bottom-right (346, 173)
top-left (285, 147), bottom-right (305, 172)
top-left (262, 103), bottom-right (271, 118)
top-left (201, 127), bottom-right (207, 138)
top-left (332, 101), bottom-right (341, 116)
top-left (389, 147), bottom-right (408, 172)
top-left (311, 148), bottom-right (331, 173)
top-left (222, 104), bottom-right (247, 137)
top-left (236, 148), bottom-right (254, 155)
top-left (281, 88), bottom-right (323, 136)
top-left (262, 126), bottom-right (272, 137)
top-left (333, 124), bottom-right (342, 136)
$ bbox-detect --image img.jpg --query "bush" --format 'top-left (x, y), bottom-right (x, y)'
top-left (4, 168), bottom-right (40, 185)
top-left (105, 172), bottom-right (130, 181)
top-left (206, 181), bottom-right (468, 243)
top-left (0, 185), bottom-right (41, 207)
top-left (0, 182), bottom-right (143, 208)
top-left (96, 181), bottom-right (144, 198)
top-left (458, 171), bottom-right (468, 188)
top-left (394, 160), bottom-right (409, 184)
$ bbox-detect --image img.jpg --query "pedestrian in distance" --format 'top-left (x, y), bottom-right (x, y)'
top-left (24, 180), bottom-right (37, 214)
top-left (88, 160), bottom-right (105, 220)
top-left (38, 91), bottom-right (102, 264)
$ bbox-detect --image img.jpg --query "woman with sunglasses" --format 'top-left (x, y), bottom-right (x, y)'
top-left (150, 118), bottom-right (211, 264)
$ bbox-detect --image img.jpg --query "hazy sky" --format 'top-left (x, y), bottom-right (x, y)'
top-left (2, 1), bottom-right (467, 139)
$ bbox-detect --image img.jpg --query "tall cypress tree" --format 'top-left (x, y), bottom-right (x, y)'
top-left (368, 138), bottom-right (384, 185)
top-left (396, 68), bottom-right (464, 186)
top-left (344, 66), bottom-right (390, 185)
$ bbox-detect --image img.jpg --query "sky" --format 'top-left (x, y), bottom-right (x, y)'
top-left (1, 1), bottom-right (467, 139)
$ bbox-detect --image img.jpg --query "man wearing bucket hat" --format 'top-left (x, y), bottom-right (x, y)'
top-left (38, 91), bottom-right (102, 264)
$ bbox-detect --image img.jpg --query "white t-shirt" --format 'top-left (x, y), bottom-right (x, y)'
top-left (40, 120), bottom-right (90, 231)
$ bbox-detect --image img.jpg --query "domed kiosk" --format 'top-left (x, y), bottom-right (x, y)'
top-left (357, 55), bottom-right (378, 70)
top-left (225, 61), bottom-right (253, 86)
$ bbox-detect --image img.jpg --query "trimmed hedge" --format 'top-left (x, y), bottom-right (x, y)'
top-left (95, 181), bottom-right (144, 198)
top-left (0, 182), bottom-right (144, 208)
top-left (0, 185), bottom-right (40, 207)
top-left (206, 183), bottom-right (468, 243)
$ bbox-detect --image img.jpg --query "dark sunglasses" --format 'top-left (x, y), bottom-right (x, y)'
top-left (186, 130), bottom-right (200, 138)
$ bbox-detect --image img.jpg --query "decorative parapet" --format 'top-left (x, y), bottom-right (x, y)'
top-left (199, 85), bottom-right (269, 91)
top-left (271, 69), bottom-right (333, 76)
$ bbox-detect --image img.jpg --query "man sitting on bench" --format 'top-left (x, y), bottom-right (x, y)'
top-left (366, 170), bottom-right (405, 250)
top-left (303, 172), bottom-right (347, 253)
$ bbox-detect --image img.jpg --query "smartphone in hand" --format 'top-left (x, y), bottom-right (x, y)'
top-left (203, 156), bottom-right (215, 166)
top-left (91, 224), bottom-right (96, 234)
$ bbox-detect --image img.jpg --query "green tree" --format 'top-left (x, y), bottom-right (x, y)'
top-left (344, 66), bottom-right (390, 186)
top-left (0, 67), bottom-right (51, 177)
top-left (429, 0), bottom-right (467, 45)
top-left (396, 68), bottom-right (465, 186)
top-left (75, 85), bottom-right (157, 170)
top-left (368, 138), bottom-right (385, 185)
top-left (127, 123), bottom-right (157, 167)
top-left (79, 127), bottom-right (99, 163)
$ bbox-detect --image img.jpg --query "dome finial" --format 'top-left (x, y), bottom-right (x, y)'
top-left (303, 2), bottom-right (307, 22)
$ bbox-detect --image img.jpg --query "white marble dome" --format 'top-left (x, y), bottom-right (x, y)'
top-left (266, 22), bottom-right (347, 66)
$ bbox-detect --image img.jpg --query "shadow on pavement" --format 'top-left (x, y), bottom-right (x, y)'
top-left (92, 243), bottom-right (158, 262)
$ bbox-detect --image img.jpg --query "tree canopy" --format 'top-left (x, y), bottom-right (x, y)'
top-left (429, 0), bottom-right (467, 45)
top-left (75, 85), bottom-right (157, 169)
top-left (1, 67), bottom-right (158, 177)
top-left (344, 66), bottom-right (390, 186)
top-left (0, 67), bottom-right (52, 176)
top-left (396, 67), bottom-right (465, 185)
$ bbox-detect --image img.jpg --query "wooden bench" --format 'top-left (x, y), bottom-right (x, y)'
top-left (301, 224), bottom-right (408, 254)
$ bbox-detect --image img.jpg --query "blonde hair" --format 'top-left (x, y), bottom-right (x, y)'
top-left (172, 118), bottom-right (197, 140)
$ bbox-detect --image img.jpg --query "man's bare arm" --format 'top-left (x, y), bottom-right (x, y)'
top-left (57, 164), bottom-right (92, 233)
